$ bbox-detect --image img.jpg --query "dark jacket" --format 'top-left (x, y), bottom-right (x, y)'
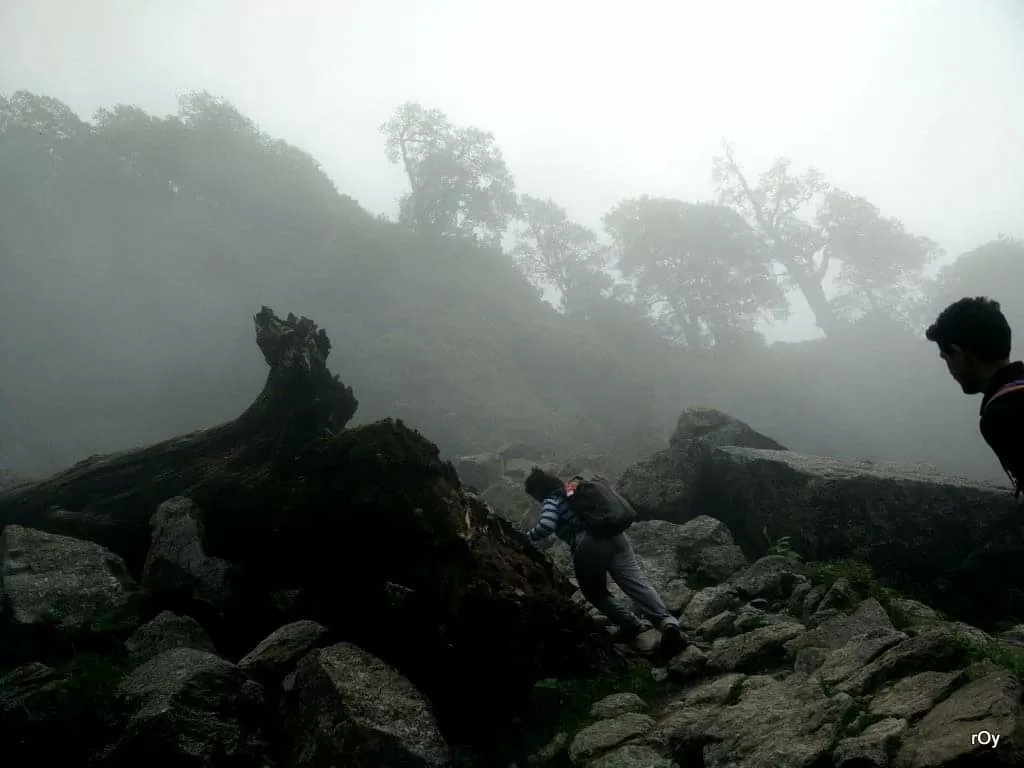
top-left (979, 361), bottom-right (1024, 497)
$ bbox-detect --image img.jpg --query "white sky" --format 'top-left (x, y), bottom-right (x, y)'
top-left (2, 0), bottom-right (1022, 341)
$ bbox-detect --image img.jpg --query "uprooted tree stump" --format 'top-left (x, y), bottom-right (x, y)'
top-left (0, 306), bottom-right (358, 575)
top-left (0, 306), bottom-right (618, 749)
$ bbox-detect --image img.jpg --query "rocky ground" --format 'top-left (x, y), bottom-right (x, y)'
top-left (4, 508), bottom-right (1024, 767)
top-left (3, 314), bottom-right (1024, 767)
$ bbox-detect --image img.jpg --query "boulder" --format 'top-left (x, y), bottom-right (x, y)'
top-left (102, 647), bottom-right (269, 767)
top-left (0, 525), bottom-right (140, 659)
top-left (616, 441), bottom-right (707, 523)
top-left (695, 445), bottom-right (1024, 627)
top-left (238, 619), bottom-right (329, 690)
top-left (895, 662), bottom-right (1024, 766)
top-left (670, 407), bottom-right (787, 451)
top-left (590, 692), bottom-right (650, 719)
top-left (123, 610), bottom-right (216, 662)
top-left (657, 672), bottom-right (852, 768)
top-left (836, 626), bottom-right (974, 697)
top-left (617, 408), bottom-right (785, 523)
top-left (569, 712), bottom-right (657, 764)
top-left (706, 622), bottom-right (806, 673)
top-left (833, 716), bottom-right (907, 768)
top-left (141, 497), bottom-right (237, 614)
top-left (283, 642), bottom-right (451, 767)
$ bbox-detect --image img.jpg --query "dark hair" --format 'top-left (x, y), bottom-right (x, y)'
top-left (524, 467), bottom-right (565, 500)
top-left (925, 296), bottom-right (1011, 363)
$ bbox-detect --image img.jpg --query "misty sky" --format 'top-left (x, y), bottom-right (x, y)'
top-left (3, 0), bottom-right (1022, 341)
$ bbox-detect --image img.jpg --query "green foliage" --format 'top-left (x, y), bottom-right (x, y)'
top-left (512, 194), bottom-right (611, 313)
top-left (712, 143), bottom-right (938, 336)
top-left (950, 629), bottom-right (1024, 682)
top-left (604, 196), bottom-right (787, 349)
top-left (805, 558), bottom-right (923, 627)
top-left (380, 102), bottom-right (519, 248)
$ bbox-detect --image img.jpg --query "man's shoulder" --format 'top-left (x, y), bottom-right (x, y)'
top-left (983, 385), bottom-right (1024, 420)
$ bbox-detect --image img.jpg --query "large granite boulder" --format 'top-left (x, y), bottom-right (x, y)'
top-left (618, 408), bottom-right (785, 523)
top-left (670, 407), bottom-right (787, 450)
top-left (0, 525), bottom-right (141, 660)
top-left (283, 642), bottom-right (452, 767)
top-left (696, 446), bottom-right (1024, 626)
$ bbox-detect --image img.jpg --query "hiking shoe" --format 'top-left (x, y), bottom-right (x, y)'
top-left (609, 623), bottom-right (643, 644)
top-left (660, 623), bottom-right (686, 656)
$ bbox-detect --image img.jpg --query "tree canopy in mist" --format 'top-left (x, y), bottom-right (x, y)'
top-left (1, 89), bottom-right (1022, 492)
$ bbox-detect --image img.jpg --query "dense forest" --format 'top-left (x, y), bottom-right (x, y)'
top-left (2, 90), bottom-right (1022, 484)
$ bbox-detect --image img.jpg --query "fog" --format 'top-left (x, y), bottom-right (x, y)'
top-left (2, 0), bottom-right (1023, 486)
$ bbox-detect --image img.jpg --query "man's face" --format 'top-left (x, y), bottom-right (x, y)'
top-left (940, 344), bottom-right (983, 394)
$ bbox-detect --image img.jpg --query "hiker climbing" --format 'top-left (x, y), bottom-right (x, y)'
top-left (926, 296), bottom-right (1024, 498)
top-left (522, 467), bottom-right (686, 655)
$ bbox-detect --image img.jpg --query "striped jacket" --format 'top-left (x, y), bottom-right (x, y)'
top-left (525, 492), bottom-right (583, 546)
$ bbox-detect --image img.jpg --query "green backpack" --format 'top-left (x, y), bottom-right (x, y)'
top-left (567, 473), bottom-right (638, 538)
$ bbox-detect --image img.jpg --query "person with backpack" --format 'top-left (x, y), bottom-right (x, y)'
top-left (926, 296), bottom-right (1024, 497)
top-left (523, 467), bottom-right (686, 654)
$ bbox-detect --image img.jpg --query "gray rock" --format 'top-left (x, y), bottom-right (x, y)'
top-left (696, 445), bottom-right (1024, 625)
top-left (667, 645), bottom-right (708, 682)
top-left (142, 497), bottom-right (236, 611)
top-left (590, 692), bottom-right (649, 719)
top-left (617, 442), bottom-right (706, 522)
top-left (895, 662), bottom-right (1024, 766)
top-left (670, 408), bottom-right (787, 450)
top-left (788, 579), bottom-right (812, 613)
top-left (670, 673), bottom-right (746, 709)
top-left (239, 620), bottom-right (329, 690)
top-left (283, 642), bottom-right (451, 767)
top-left (707, 622), bottom-right (805, 673)
top-left (0, 524), bottom-right (140, 658)
top-left (729, 555), bottom-right (800, 602)
top-left (675, 515), bottom-right (737, 558)
top-left (587, 744), bottom-right (677, 768)
top-left (124, 610), bottom-right (215, 662)
top-left (838, 626), bottom-right (973, 697)
top-left (659, 673), bottom-right (852, 768)
top-left (869, 670), bottom-right (964, 721)
top-left (683, 584), bottom-right (742, 625)
top-left (887, 598), bottom-right (940, 625)
top-left (697, 611), bottom-right (737, 641)
top-left (733, 605), bottom-right (788, 634)
top-left (802, 584), bottom-right (828, 619)
top-left (686, 544), bottom-right (749, 585)
top-left (813, 577), bottom-right (860, 617)
top-left (815, 627), bottom-right (908, 688)
top-left (569, 713), bottom-right (656, 765)
top-left (788, 598), bottom-right (897, 652)
top-left (105, 647), bottom-right (268, 767)
top-left (834, 716), bottom-right (907, 767)
top-left (794, 646), bottom-right (829, 675)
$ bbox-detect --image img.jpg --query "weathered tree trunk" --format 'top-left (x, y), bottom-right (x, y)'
top-left (0, 306), bottom-right (619, 749)
top-left (0, 306), bottom-right (358, 575)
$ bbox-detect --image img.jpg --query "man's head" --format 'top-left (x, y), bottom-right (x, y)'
top-left (524, 467), bottom-right (565, 502)
top-left (926, 296), bottom-right (1012, 394)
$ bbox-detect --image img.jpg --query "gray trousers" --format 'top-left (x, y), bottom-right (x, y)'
top-left (572, 532), bottom-right (679, 630)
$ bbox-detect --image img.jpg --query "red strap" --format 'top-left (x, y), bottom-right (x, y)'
top-left (983, 381), bottom-right (1024, 415)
